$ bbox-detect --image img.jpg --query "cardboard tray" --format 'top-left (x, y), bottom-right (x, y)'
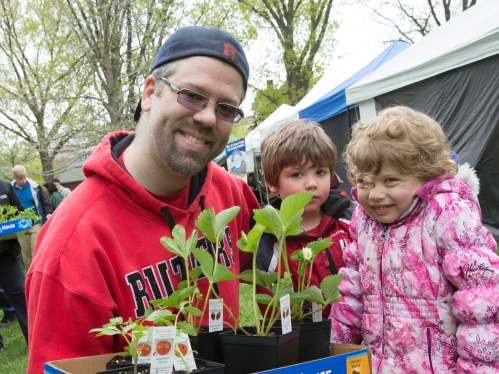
top-left (0, 217), bottom-right (32, 241)
top-left (44, 353), bottom-right (117, 374)
top-left (44, 344), bottom-right (372, 374)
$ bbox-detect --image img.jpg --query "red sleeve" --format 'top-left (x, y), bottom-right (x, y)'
top-left (26, 272), bottom-right (124, 373)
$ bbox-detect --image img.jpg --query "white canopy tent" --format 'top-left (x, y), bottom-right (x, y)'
top-left (245, 68), bottom-right (343, 172)
top-left (346, 0), bottom-right (499, 120)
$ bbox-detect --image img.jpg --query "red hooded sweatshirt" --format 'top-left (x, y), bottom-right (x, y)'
top-left (25, 131), bottom-right (259, 373)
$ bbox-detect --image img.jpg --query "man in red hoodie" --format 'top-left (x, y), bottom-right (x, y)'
top-left (25, 26), bottom-right (259, 373)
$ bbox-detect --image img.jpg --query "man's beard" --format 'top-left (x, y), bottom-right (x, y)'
top-left (149, 118), bottom-right (225, 177)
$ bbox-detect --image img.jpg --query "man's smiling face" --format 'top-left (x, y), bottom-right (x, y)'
top-left (143, 56), bottom-right (243, 178)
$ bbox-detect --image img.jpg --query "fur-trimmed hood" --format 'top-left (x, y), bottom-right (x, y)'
top-left (455, 162), bottom-right (480, 195)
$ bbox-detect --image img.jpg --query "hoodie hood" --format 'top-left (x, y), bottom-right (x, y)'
top-left (82, 131), bottom-right (210, 221)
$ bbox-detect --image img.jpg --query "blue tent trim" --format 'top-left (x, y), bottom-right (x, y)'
top-left (299, 41), bottom-right (412, 123)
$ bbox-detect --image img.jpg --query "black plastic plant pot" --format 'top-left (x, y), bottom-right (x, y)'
top-left (220, 326), bottom-right (299, 374)
top-left (105, 355), bottom-right (134, 369)
top-left (194, 358), bottom-right (226, 374)
top-left (97, 357), bottom-right (150, 373)
top-left (293, 317), bottom-right (332, 363)
top-left (190, 327), bottom-right (231, 363)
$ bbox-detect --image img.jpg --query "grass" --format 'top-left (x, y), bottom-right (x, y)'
top-left (0, 285), bottom-right (256, 374)
top-left (0, 310), bottom-right (28, 374)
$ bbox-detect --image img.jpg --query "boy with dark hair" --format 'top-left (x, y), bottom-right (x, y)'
top-left (256, 119), bottom-right (352, 317)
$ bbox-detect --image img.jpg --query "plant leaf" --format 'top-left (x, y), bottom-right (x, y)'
top-left (253, 205), bottom-right (282, 229)
top-left (214, 206), bottom-right (240, 242)
top-left (321, 274), bottom-right (344, 304)
top-left (280, 192), bottom-right (312, 225)
top-left (196, 208), bottom-right (217, 243)
top-left (307, 238), bottom-right (332, 256)
top-left (189, 267), bottom-right (204, 282)
top-left (303, 286), bottom-right (325, 304)
top-left (182, 306), bottom-right (203, 317)
top-left (146, 309), bottom-right (176, 325)
top-left (176, 321), bottom-right (197, 336)
top-left (160, 235), bottom-right (182, 257)
top-left (192, 247), bottom-right (214, 279)
top-left (255, 293), bottom-right (273, 305)
top-left (289, 292), bottom-right (308, 305)
top-left (212, 264), bottom-right (238, 283)
top-left (237, 223), bottom-right (265, 253)
top-left (255, 270), bottom-right (278, 288)
top-left (239, 269), bottom-right (265, 286)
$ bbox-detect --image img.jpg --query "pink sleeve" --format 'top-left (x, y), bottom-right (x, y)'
top-left (435, 192), bottom-right (499, 372)
top-left (328, 209), bottom-right (363, 344)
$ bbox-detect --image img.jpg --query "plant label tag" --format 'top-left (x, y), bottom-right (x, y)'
top-left (312, 302), bottom-right (322, 322)
top-left (135, 330), bottom-right (153, 365)
top-left (209, 298), bottom-right (223, 332)
top-left (150, 326), bottom-right (176, 374)
top-left (280, 294), bottom-right (292, 335)
top-left (172, 332), bottom-right (197, 372)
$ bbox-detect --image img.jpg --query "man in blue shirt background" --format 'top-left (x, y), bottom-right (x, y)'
top-left (11, 165), bottom-right (53, 270)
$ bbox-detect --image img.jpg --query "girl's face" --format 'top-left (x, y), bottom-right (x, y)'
top-left (268, 160), bottom-right (331, 217)
top-left (356, 163), bottom-right (425, 224)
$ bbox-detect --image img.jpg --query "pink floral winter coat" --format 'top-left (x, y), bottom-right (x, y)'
top-left (329, 170), bottom-right (499, 373)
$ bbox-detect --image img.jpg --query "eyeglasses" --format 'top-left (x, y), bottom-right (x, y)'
top-left (159, 77), bottom-right (244, 123)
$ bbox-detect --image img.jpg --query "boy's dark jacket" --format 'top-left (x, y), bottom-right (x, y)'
top-left (256, 189), bottom-right (353, 317)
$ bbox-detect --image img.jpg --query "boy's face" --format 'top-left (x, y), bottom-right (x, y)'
top-left (268, 161), bottom-right (331, 216)
top-left (355, 163), bottom-right (425, 224)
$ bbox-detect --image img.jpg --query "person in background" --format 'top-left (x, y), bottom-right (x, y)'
top-left (329, 106), bottom-right (499, 372)
top-left (11, 165), bottom-right (53, 270)
top-left (43, 181), bottom-right (64, 210)
top-left (25, 26), bottom-right (259, 372)
top-left (51, 178), bottom-right (71, 198)
top-left (0, 179), bottom-right (29, 353)
top-left (0, 288), bottom-right (17, 328)
top-left (256, 119), bottom-right (353, 317)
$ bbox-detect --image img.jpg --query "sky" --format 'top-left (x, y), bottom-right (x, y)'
top-left (241, 2), bottom-right (399, 114)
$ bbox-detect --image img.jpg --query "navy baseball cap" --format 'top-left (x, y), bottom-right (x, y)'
top-left (134, 26), bottom-right (249, 122)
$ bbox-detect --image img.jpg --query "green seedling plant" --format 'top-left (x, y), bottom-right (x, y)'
top-left (91, 285), bottom-right (202, 374)
top-left (0, 205), bottom-right (41, 223)
top-left (289, 243), bottom-right (343, 321)
top-left (238, 191), bottom-right (344, 333)
top-left (236, 191), bottom-right (315, 336)
top-left (146, 285), bottom-right (202, 373)
top-left (158, 206), bottom-right (242, 334)
top-left (90, 316), bottom-right (153, 374)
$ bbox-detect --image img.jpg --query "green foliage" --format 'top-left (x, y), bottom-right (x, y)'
top-left (0, 206), bottom-right (41, 223)
top-left (234, 0), bottom-right (339, 116)
top-left (251, 82), bottom-right (289, 125)
top-left (160, 206), bottom-right (242, 333)
top-left (90, 317), bottom-right (154, 374)
top-left (235, 191), bottom-right (342, 335)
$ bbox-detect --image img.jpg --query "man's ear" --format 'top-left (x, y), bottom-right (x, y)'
top-left (140, 76), bottom-right (157, 114)
top-left (267, 182), bottom-right (279, 193)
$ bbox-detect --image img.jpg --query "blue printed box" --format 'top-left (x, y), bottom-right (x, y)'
top-left (0, 218), bottom-right (32, 241)
top-left (259, 344), bottom-right (371, 374)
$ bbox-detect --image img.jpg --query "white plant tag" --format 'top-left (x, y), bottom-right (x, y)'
top-left (209, 298), bottom-right (223, 332)
top-left (280, 294), bottom-right (292, 335)
top-left (135, 330), bottom-right (152, 365)
top-left (312, 302), bottom-right (322, 322)
top-left (150, 326), bottom-right (176, 374)
top-left (172, 332), bottom-right (197, 372)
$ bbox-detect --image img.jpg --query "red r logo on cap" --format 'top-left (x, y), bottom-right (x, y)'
top-left (223, 43), bottom-right (238, 63)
